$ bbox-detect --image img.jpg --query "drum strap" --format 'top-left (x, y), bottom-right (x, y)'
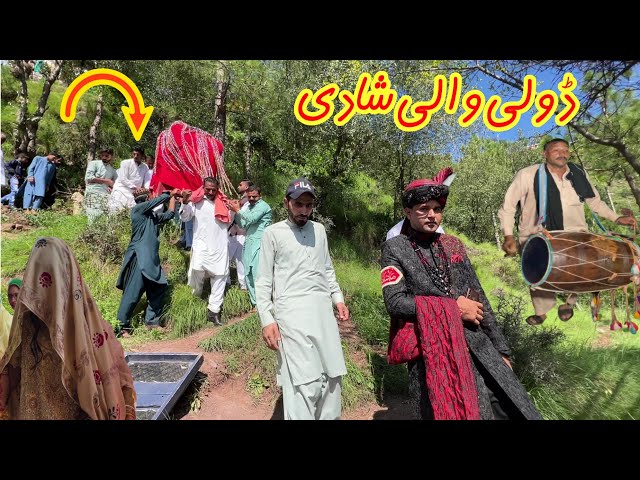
top-left (536, 163), bottom-right (611, 234)
top-left (537, 164), bottom-right (547, 226)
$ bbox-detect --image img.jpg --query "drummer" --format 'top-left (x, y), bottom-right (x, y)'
top-left (498, 138), bottom-right (637, 325)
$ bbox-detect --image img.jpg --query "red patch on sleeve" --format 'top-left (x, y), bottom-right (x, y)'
top-left (381, 266), bottom-right (403, 287)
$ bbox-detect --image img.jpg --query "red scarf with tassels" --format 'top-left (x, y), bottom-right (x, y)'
top-left (388, 296), bottom-right (481, 420)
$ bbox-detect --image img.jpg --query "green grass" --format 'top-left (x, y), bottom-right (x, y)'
top-left (166, 284), bottom-right (209, 337)
top-left (164, 283), bottom-right (252, 338)
top-left (77, 258), bottom-right (123, 330)
top-left (1, 212), bottom-right (88, 278)
top-left (199, 314), bottom-right (277, 398)
top-left (367, 349), bottom-right (409, 401)
top-left (529, 344), bottom-right (640, 420)
top-left (200, 313), bottom-right (262, 353)
top-left (5, 206), bottom-right (640, 419)
top-left (341, 343), bottom-right (377, 410)
top-left (0, 207), bottom-right (253, 338)
top-left (348, 292), bottom-right (389, 346)
top-left (220, 287), bottom-right (253, 321)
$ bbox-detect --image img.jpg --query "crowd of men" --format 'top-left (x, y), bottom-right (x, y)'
top-left (5, 136), bottom-right (626, 421)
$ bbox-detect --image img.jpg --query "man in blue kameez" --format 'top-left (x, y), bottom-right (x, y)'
top-left (23, 153), bottom-right (61, 210)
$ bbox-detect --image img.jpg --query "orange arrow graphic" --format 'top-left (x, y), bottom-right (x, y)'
top-left (60, 68), bottom-right (153, 141)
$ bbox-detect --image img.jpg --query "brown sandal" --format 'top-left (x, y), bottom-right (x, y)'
top-left (526, 315), bottom-right (545, 326)
top-left (558, 304), bottom-right (574, 322)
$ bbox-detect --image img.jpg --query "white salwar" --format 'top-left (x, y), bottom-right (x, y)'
top-left (256, 220), bottom-right (347, 420)
top-left (108, 159), bottom-right (149, 213)
top-left (227, 200), bottom-right (249, 289)
top-left (180, 198), bottom-right (231, 313)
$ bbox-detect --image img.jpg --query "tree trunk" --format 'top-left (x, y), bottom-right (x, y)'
top-left (243, 136), bottom-right (253, 179)
top-left (492, 213), bottom-right (501, 249)
top-left (212, 62), bottom-right (229, 145)
top-left (11, 60), bottom-right (64, 157)
top-left (12, 61), bottom-right (30, 156)
top-left (87, 92), bottom-right (104, 162)
top-left (605, 186), bottom-right (616, 214)
top-left (622, 168), bottom-right (640, 210)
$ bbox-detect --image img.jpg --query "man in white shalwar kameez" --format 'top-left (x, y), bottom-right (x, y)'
top-left (179, 177), bottom-right (231, 326)
top-left (108, 146), bottom-right (149, 214)
top-left (256, 177), bottom-right (349, 420)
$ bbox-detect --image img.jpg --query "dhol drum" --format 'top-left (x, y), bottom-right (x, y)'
top-left (520, 230), bottom-right (640, 293)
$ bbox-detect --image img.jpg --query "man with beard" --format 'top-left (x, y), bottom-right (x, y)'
top-left (108, 146), bottom-right (149, 213)
top-left (228, 185), bottom-right (272, 308)
top-left (498, 138), bottom-right (637, 325)
top-left (227, 179), bottom-right (253, 290)
top-left (179, 177), bottom-right (232, 326)
top-left (255, 178), bottom-right (349, 420)
top-left (84, 148), bottom-right (118, 223)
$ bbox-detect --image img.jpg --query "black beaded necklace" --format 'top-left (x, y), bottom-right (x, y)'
top-left (409, 235), bottom-right (453, 297)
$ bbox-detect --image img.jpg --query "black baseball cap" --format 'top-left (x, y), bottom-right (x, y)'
top-left (286, 177), bottom-right (317, 199)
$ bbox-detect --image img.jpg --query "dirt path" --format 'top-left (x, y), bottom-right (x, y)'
top-left (126, 314), bottom-right (412, 420)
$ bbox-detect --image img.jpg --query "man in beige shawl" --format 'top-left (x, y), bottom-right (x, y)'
top-left (0, 237), bottom-right (136, 420)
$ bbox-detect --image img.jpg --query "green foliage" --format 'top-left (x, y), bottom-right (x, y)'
top-left (320, 173), bottom-right (393, 250)
top-left (220, 287), bottom-right (253, 321)
top-left (494, 295), bottom-right (567, 390)
top-left (368, 350), bottom-right (409, 401)
top-left (199, 313), bottom-right (262, 353)
top-left (530, 345), bottom-right (640, 420)
top-left (199, 314), bottom-right (279, 397)
top-left (247, 374), bottom-right (271, 398)
top-left (454, 229), bottom-right (528, 295)
top-left (166, 284), bottom-right (208, 337)
top-left (76, 211), bottom-right (130, 264)
top-left (0, 212), bottom-right (87, 277)
top-left (159, 229), bottom-right (189, 285)
top-left (348, 292), bottom-right (389, 346)
top-left (445, 137), bottom-right (540, 243)
top-left (78, 260), bottom-right (123, 330)
top-left (332, 247), bottom-right (382, 291)
top-left (341, 343), bottom-right (377, 410)
top-left (0, 67), bottom-right (19, 103)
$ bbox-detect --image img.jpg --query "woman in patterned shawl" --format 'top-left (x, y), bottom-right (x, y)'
top-left (0, 237), bottom-right (136, 420)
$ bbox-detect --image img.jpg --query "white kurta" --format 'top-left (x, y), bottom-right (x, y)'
top-left (256, 220), bottom-right (347, 387)
top-left (108, 159), bottom-right (149, 213)
top-left (181, 198), bottom-right (231, 280)
top-left (143, 168), bottom-right (154, 189)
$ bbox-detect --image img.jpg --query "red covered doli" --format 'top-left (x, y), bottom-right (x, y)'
top-left (151, 121), bottom-right (233, 197)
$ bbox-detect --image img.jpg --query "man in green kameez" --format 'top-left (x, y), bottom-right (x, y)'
top-left (228, 185), bottom-right (272, 307)
top-left (116, 188), bottom-right (179, 336)
top-left (255, 178), bottom-right (350, 420)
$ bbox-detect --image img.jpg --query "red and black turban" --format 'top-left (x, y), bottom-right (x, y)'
top-left (402, 167), bottom-right (454, 209)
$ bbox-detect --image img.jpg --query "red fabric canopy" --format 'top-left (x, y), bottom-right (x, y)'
top-left (151, 121), bottom-right (224, 196)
